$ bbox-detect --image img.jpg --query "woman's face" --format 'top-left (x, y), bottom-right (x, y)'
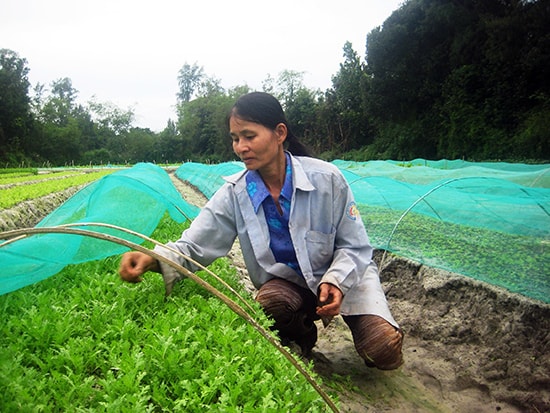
top-left (229, 116), bottom-right (286, 171)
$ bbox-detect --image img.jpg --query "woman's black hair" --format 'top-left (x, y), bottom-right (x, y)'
top-left (228, 92), bottom-right (311, 157)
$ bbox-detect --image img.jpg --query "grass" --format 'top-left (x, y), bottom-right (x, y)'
top-left (0, 216), bottom-right (334, 412)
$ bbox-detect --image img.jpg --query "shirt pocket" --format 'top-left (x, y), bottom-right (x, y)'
top-left (305, 229), bottom-right (336, 273)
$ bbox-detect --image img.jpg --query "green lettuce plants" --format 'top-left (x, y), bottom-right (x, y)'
top-left (0, 217), bottom-right (336, 412)
top-left (0, 170), bottom-right (115, 209)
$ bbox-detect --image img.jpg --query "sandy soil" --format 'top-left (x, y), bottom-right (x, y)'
top-left (168, 174), bottom-right (550, 413)
top-left (2, 172), bottom-right (548, 412)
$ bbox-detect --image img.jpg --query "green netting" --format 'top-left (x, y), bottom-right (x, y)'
top-left (0, 163), bottom-right (199, 295)
top-left (176, 159), bottom-right (550, 303)
top-left (176, 162), bottom-right (245, 198)
top-left (333, 159), bottom-right (550, 187)
top-left (1, 159), bottom-right (548, 303)
top-left (341, 173), bottom-right (547, 237)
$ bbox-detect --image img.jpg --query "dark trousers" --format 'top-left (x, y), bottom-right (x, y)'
top-left (255, 278), bottom-right (403, 370)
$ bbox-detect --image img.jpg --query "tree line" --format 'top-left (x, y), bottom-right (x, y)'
top-left (1, 0), bottom-right (548, 167)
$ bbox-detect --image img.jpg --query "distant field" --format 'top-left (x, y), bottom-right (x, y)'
top-left (0, 169), bottom-right (116, 209)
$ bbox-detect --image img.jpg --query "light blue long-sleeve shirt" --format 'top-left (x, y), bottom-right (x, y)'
top-left (155, 153), bottom-right (397, 325)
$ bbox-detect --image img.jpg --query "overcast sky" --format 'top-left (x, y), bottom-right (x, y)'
top-left (3, 0), bottom-right (403, 131)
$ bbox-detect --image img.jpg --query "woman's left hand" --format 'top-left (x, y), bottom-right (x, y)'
top-left (316, 283), bottom-right (343, 317)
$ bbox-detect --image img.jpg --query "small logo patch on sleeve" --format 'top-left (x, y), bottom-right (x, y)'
top-left (346, 201), bottom-right (360, 221)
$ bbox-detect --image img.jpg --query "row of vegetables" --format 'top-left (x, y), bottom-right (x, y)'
top-left (0, 165), bottom-right (343, 412)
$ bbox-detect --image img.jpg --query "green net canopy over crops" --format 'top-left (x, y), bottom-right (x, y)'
top-left (177, 159), bottom-right (550, 303)
top-left (0, 163), bottom-right (199, 295)
top-left (176, 162), bottom-right (245, 199)
top-left (1, 159), bottom-right (548, 303)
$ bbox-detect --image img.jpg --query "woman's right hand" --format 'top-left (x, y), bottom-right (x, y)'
top-left (119, 251), bottom-right (159, 283)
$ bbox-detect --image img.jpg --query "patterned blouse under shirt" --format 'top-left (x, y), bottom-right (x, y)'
top-left (245, 153), bottom-right (302, 276)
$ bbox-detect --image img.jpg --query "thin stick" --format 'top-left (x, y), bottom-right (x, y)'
top-left (56, 222), bottom-right (257, 315)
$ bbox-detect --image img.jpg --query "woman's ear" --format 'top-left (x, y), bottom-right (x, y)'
top-left (275, 123), bottom-right (288, 144)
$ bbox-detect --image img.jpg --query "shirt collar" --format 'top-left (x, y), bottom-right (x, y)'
top-left (246, 153), bottom-right (293, 213)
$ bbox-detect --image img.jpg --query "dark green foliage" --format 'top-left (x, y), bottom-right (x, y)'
top-left (0, 167), bottom-right (37, 176)
top-left (0, 49), bottom-right (33, 163)
top-left (365, 0), bottom-right (550, 161)
top-left (176, 92), bottom-right (238, 162)
top-left (0, 218), bottom-right (332, 411)
top-left (1, 0), bottom-right (548, 165)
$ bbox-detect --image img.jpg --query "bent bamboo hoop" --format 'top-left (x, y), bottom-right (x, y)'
top-left (0, 225), bottom-right (340, 413)
top-left (60, 222), bottom-right (256, 314)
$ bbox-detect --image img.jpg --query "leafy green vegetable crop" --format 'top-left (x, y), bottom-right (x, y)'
top-left (0, 170), bottom-right (83, 185)
top-left (0, 217), bottom-right (334, 412)
top-left (361, 205), bottom-right (549, 303)
top-left (0, 168), bottom-right (38, 177)
top-left (0, 170), bottom-right (115, 210)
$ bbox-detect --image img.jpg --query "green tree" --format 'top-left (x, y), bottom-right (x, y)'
top-left (177, 62), bottom-right (204, 103)
top-left (0, 49), bottom-right (33, 163)
top-left (177, 93), bottom-right (235, 161)
top-left (40, 77), bottom-right (79, 125)
top-left (123, 127), bottom-right (156, 163)
top-left (39, 117), bottom-right (83, 165)
top-left (261, 73), bottom-right (275, 95)
top-left (197, 76), bottom-right (224, 98)
top-left (284, 88), bottom-right (319, 149)
top-left (31, 77), bottom-right (87, 164)
top-left (274, 69), bottom-right (306, 109)
top-left (31, 78), bottom-right (135, 166)
top-left (157, 119), bottom-right (186, 163)
top-left (363, 0), bottom-right (550, 160)
top-left (262, 70), bottom-right (322, 154)
top-left (88, 98), bottom-right (134, 136)
top-left (176, 63), bottom-right (253, 162)
top-left (329, 41), bottom-right (371, 152)
top-left (86, 98), bottom-right (134, 159)
top-left (365, 0), bottom-right (455, 159)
